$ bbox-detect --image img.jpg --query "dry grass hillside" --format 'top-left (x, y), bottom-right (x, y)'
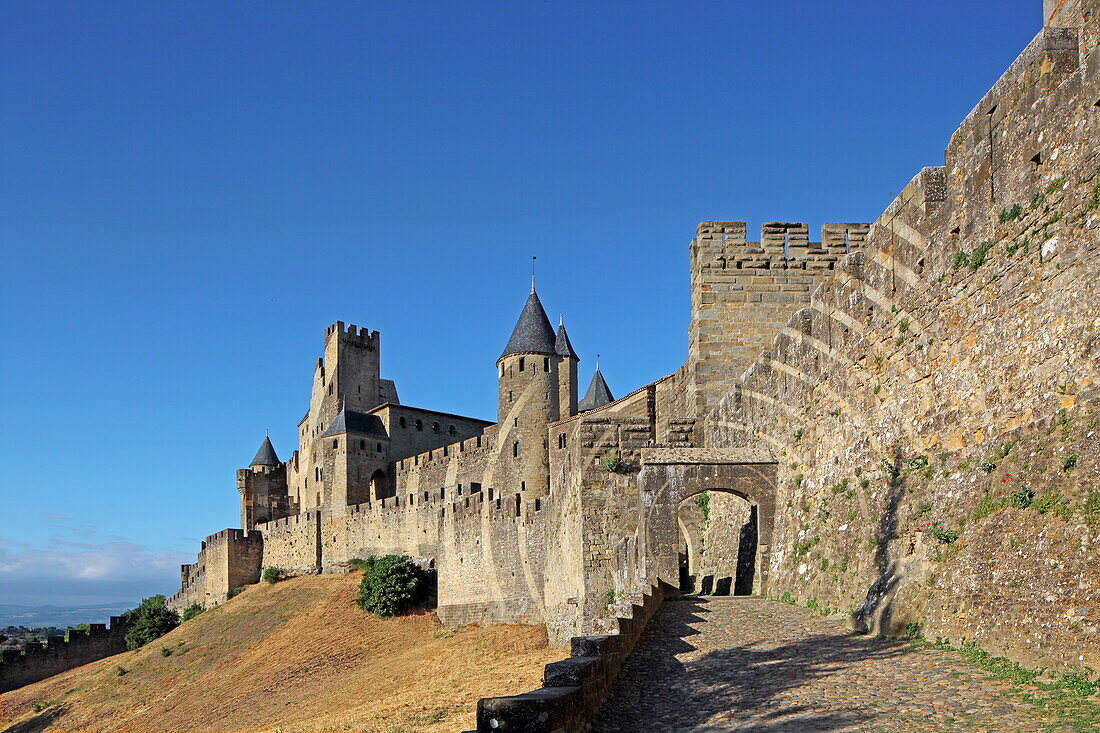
top-left (0, 574), bottom-right (560, 733)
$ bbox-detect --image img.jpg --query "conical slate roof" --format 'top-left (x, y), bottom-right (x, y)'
top-left (250, 436), bottom-right (280, 467)
top-left (578, 368), bottom-right (614, 412)
top-left (555, 322), bottom-right (578, 360)
top-left (500, 289), bottom-right (556, 360)
top-left (321, 409), bottom-right (387, 438)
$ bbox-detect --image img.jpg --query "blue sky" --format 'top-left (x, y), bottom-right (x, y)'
top-left (0, 0), bottom-right (1039, 608)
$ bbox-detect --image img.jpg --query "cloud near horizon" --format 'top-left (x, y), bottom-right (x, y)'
top-left (0, 537), bottom-right (190, 607)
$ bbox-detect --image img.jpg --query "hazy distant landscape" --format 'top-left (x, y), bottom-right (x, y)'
top-left (0, 603), bottom-right (133, 628)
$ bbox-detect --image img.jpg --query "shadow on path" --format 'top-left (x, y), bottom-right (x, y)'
top-left (594, 597), bottom-right (910, 732)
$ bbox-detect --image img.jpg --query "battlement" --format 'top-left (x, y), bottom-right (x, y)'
top-left (0, 615), bottom-right (130, 692)
top-left (692, 221), bottom-right (870, 272)
top-left (201, 527), bottom-right (260, 549)
top-left (394, 432), bottom-right (494, 475)
top-left (325, 321), bottom-right (380, 350)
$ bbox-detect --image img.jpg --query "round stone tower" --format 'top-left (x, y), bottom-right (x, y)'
top-left (497, 287), bottom-right (561, 497)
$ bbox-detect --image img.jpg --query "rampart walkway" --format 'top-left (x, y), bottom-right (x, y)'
top-left (594, 596), bottom-right (1068, 732)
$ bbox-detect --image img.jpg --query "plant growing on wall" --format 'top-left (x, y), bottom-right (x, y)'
top-left (694, 492), bottom-right (710, 522)
top-left (928, 523), bottom-right (959, 544)
top-left (601, 451), bottom-right (621, 473)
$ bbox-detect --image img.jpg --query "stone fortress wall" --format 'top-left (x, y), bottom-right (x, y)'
top-left (0, 618), bottom-right (130, 693)
top-left (167, 0), bottom-right (1098, 679)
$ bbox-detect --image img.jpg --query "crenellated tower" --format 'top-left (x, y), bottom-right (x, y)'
top-left (290, 321), bottom-right (398, 511)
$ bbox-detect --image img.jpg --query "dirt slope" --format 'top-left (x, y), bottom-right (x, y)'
top-left (0, 574), bottom-right (560, 733)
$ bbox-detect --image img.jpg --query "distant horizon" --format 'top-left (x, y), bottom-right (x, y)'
top-left (0, 601), bottom-right (136, 630)
top-left (0, 0), bottom-right (1041, 606)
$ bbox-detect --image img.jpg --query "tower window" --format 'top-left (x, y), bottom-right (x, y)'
top-left (377, 443), bottom-right (383, 452)
top-left (519, 357), bottom-right (525, 371)
top-left (332, 439), bottom-right (338, 449)
top-left (400, 417), bottom-right (406, 428)
top-left (513, 441), bottom-right (520, 457)
top-left (432, 422), bottom-right (439, 433)
top-left (360, 440), bottom-right (365, 450)
top-left (416, 419), bottom-right (423, 431)
top-left (544, 358), bottom-right (549, 372)
top-left (508, 390), bottom-right (513, 402)
top-left (449, 425), bottom-right (456, 436)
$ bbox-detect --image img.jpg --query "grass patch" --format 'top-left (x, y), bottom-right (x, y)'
top-left (999, 203), bottom-right (1022, 223)
top-left (910, 639), bottom-right (1100, 730)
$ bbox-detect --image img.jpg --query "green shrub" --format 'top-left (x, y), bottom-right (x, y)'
top-left (1061, 455), bottom-right (1078, 472)
top-left (903, 621), bottom-right (922, 639)
top-left (928, 523), bottom-right (959, 544)
top-left (115, 665), bottom-right (128, 676)
top-left (121, 595), bottom-right (179, 650)
top-left (181, 603), bottom-right (204, 622)
top-left (262, 567), bottom-right (284, 585)
top-left (601, 451), bottom-right (621, 473)
top-left (970, 240), bottom-right (995, 269)
top-left (998, 203), bottom-right (1022, 222)
top-left (227, 586), bottom-right (245, 599)
top-left (1008, 485), bottom-right (1034, 509)
top-left (160, 647), bottom-right (172, 657)
top-left (32, 699), bottom-right (59, 713)
top-left (354, 555), bottom-right (428, 617)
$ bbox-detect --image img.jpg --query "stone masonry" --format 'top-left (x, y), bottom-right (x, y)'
top-left (166, 0), bottom-right (1099, 687)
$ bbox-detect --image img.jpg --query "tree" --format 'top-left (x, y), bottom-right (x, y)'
top-left (181, 603), bottom-right (204, 622)
top-left (121, 595), bottom-right (179, 650)
top-left (352, 555), bottom-right (428, 617)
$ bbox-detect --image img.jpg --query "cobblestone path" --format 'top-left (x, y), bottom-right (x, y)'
top-left (594, 596), bottom-right (1073, 732)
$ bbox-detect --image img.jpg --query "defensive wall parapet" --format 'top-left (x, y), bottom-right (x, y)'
top-left (0, 617), bottom-right (130, 692)
top-left (699, 8), bottom-right (1100, 671)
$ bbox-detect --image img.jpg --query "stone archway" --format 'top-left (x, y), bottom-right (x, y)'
top-left (639, 447), bottom-right (777, 596)
top-left (370, 469), bottom-right (387, 500)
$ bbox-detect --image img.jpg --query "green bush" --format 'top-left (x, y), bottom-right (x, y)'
top-left (601, 451), bottom-right (621, 473)
top-left (262, 566), bottom-right (285, 584)
top-left (227, 586), bottom-right (245, 599)
top-left (121, 595), bottom-right (179, 650)
top-left (928, 523), bottom-right (959, 544)
top-left (354, 555), bottom-right (428, 617)
top-left (115, 665), bottom-right (128, 676)
top-left (1009, 485), bottom-right (1034, 508)
top-left (160, 647), bottom-right (173, 657)
top-left (181, 603), bottom-right (204, 622)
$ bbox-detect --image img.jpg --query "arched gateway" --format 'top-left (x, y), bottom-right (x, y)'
top-left (639, 447), bottom-right (778, 596)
